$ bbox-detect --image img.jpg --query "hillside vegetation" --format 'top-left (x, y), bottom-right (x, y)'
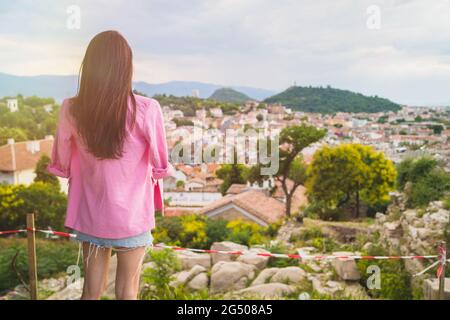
top-left (209, 88), bottom-right (253, 104)
top-left (264, 86), bottom-right (401, 113)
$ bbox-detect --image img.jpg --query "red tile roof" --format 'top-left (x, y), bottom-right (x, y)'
top-left (200, 189), bottom-right (286, 224)
top-left (0, 139), bottom-right (53, 172)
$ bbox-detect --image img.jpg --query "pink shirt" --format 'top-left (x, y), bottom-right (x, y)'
top-left (47, 94), bottom-right (173, 239)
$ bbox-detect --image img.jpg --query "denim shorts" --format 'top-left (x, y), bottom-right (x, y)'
top-left (70, 229), bottom-right (153, 250)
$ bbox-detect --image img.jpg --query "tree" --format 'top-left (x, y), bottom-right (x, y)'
top-left (307, 144), bottom-right (397, 218)
top-left (34, 155), bottom-right (59, 186)
top-left (216, 164), bottom-right (249, 195)
top-left (428, 124), bottom-right (444, 135)
top-left (396, 157), bottom-right (450, 207)
top-left (256, 114), bottom-right (264, 122)
top-left (0, 127), bottom-right (27, 145)
top-left (248, 124), bottom-right (326, 217)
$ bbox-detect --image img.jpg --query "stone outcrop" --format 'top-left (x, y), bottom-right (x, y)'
top-left (210, 241), bottom-right (248, 265)
top-left (331, 252), bottom-right (361, 281)
top-left (236, 248), bottom-right (270, 270)
top-left (210, 261), bottom-right (256, 294)
top-left (176, 250), bottom-right (211, 270)
top-left (232, 283), bottom-right (295, 299)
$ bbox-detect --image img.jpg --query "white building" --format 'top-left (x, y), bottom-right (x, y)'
top-left (210, 108), bottom-right (223, 118)
top-left (7, 99), bottom-right (18, 112)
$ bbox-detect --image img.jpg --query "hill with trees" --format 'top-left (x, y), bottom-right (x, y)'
top-left (209, 88), bottom-right (253, 104)
top-left (264, 86), bottom-right (401, 113)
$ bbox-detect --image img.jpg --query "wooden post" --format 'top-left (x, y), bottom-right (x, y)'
top-left (438, 241), bottom-right (446, 300)
top-left (26, 213), bottom-right (38, 300)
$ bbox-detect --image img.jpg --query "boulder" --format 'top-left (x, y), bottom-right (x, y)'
top-left (423, 278), bottom-right (450, 300)
top-left (237, 248), bottom-right (270, 270)
top-left (311, 277), bottom-right (342, 296)
top-left (234, 283), bottom-right (295, 299)
top-left (251, 268), bottom-right (280, 286)
top-left (270, 266), bottom-right (307, 285)
top-left (176, 250), bottom-right (211, 270)
top-left (210, 241), bottom-right (248, 265)
top-left (47, 279), bottom-right (84, 300)
top-left (187, 272), bottom-right (209, 290)
top-left (210, 261), bottom-right (256, 294)
top-left (171, 265), bottom-right (207, 287)
top-left (331, 252), bottom-right (361, 281)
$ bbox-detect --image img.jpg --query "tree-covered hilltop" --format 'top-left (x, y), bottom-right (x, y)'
top-left (209, 88), bottom-right (253, 104)
top-left (264, 86), bottom-right (401, 113)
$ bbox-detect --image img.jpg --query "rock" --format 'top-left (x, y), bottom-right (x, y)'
top-left (176, 250), bottom-right (211, 270)
top-left (210, 261), bottom-right (256, 294)
top-left (425, 210), bottom-right (449, 228)
top-left (403, 210), bottom-right (417, 223)
top-left (47, 279), bottom-right (84, 300)
top-left (171, 265), bottom-right (207, 287)
top-left (311, 277), bottom-right (342, 296)
top-left (375, 212), bottom-right (386, 223)
top-left (187, 273), bottom-right (209, 290)
top-left (383, 221), bottom-right (403, 238)
top-left (296, 247), bottom-right (317, 254)
top-left (210, 241), bottom-right (248, 265)
top-left (234, 283), bottom-right (295, 299)
top-left (362, 242), bottom-right (373, 252)
top-left (237, 248), bottom-right (270, 270)
top-left (270, 267), bottom-right (307, 285)
top-left (344, 283), bottom-right (370, 300)
top-left (40, 278), bottom-right (66, 293)
top-left (423, 278), bottom-right (450, 300)
top-left (331, 252), bottom-right (361, 281)
top-left (251, 268), bottom-right (280, 286)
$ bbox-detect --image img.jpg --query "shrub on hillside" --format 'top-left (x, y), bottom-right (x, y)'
top-left (0, 182), bottom-right (67, 231)
top-left (397, 157), bottom-right (450, 208)
top-left (357, 244), bottom-right (412, 300)
top-left (0, 238), bottom-right (79, 292)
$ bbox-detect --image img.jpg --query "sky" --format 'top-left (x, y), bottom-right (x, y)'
top-left (1, 0), bottom-right (450, 105)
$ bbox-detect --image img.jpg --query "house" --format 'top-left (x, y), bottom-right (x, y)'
top-left (210, 108), bottom-right (223, 118)
top-left (199, 189), bottom-right (286, 227)
top-left (0, 137), bottom-right (68, 193)
top-left (7, 99), bottom-right (19, 112)
top-left (196, 109), bottom-right (207, 118)
top-left (43, 104), bottom-right (54, 113)
top-left (267, 104), bottom-right (285, 115)
top-left (163, 169), bottom-right (187, 191)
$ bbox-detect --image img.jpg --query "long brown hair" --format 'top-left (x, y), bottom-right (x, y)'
top-left (71, 30), bottom-right (137, 160)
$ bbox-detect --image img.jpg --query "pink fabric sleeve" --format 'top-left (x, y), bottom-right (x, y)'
top-left (144, 99), bottom-right (174, 180)
top-left (47, 100), bottom-right (73, 178)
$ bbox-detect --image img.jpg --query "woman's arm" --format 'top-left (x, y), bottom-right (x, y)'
top-left (47, 99), bottom-right (73, 178)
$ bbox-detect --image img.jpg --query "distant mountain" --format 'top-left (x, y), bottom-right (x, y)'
top-left (264, 86), bottom-right (401, 113)
top-left (208, 88), bottom-right (253, 103)
top-left (0, 72), bottom-right (275, 102)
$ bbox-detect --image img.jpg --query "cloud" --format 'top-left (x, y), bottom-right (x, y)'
top-left (1, 0), bottom-right (450, 105)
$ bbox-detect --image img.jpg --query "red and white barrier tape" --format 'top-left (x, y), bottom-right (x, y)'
top-left (0, 228), bottom-right (76, 238)
top-left (0, 228), bottom-right (446, 265)
top-left (0, 229), bottom-right (25, 235)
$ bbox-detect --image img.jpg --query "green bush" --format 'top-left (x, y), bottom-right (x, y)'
top-left (153, 215), bottom-right (273, 249)
top-left (0, 182), bottom-right (67, 231)
top-left (397, 157), bottom-right (450, 208)
top-left (357, 244), bottom-right (412, 300)
top-left (0, 238), bottom-right (80, 292)
top-left (140, 248), bottom-right (181, 300)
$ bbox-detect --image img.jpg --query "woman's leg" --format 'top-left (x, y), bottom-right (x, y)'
top-left (81, 242), bottom-right (112, 300)
top-left (115, 247), bottom-right (147, 300)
